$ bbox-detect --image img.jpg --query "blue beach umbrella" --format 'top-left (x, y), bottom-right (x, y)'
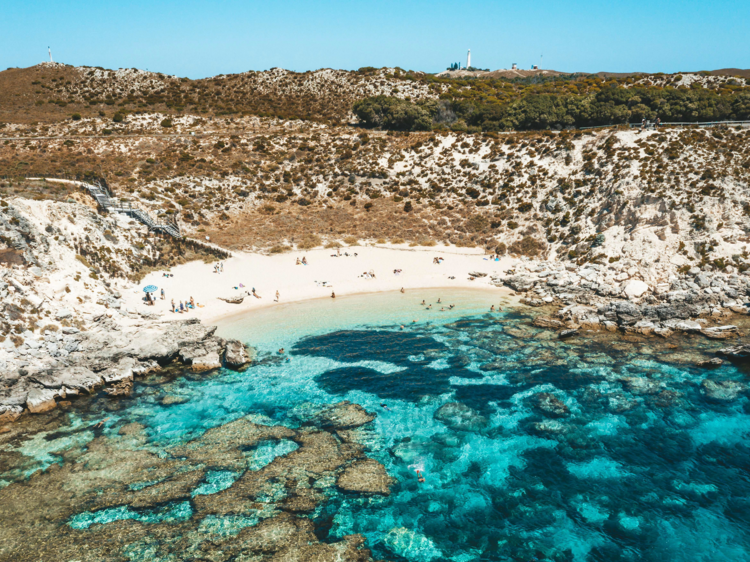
top-left (143, 285), bottom-right (158, 293)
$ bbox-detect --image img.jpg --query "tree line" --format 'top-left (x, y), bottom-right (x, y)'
top-left (353, 84), bottom-right (750, 132)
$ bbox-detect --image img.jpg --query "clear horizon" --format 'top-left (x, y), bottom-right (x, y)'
top-left (2, 0), bottom-right (748, 79)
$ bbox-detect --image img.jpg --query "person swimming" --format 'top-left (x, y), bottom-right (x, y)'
top-left (416, 469), bottom-right (425, 483)
top-left (381, 403), bottom-right (392, 412)
top-left (420, 300), bottom-right (425, 305)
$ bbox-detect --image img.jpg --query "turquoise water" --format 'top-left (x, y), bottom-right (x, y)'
top-left (2, 288), bottom-right (750, 561)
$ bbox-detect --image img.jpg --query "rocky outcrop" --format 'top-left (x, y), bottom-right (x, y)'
top-left (1, 318), bottom-right (231, 419)
top-left (697, 357), bottom-right (724, 368)
top-left (225, 339), bottom-right (253, 370)
top-left (313, 401), bottom-right (376, 430)
top-left (336, 459), bottom-right (392, 495)
top-left (494, 261), bottom-right (750, 338)
top-left (179, 332), bottom-right (225, 372)
top-left (529, 392), bottom-right (570, 418)
top-left (700, 379), bottom-right (747, 402)
top-left (218, 295), bottom-right (244, 304)
top-left (433, 402), bottom-right (489, 431)
top-left (716, 344), bottom-right (750, 361)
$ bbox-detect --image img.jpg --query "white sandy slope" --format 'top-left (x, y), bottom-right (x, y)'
top-left (119, 245), bottom-right (519, 324)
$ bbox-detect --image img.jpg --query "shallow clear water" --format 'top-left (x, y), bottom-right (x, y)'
top-left (2, 288), bottom-right (750, 561)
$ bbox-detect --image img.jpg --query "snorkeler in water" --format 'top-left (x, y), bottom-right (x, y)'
top-left (381, 403), bottom-right (392, 412)
top-left (416, 469), bottom-right (425, 483)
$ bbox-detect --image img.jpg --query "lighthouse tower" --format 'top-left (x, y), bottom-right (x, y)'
top-left (467, 49), bottom-right (471, 69)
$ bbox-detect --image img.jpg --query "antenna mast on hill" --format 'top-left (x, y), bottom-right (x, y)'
top-left (48, 47), bottom-right (53, 63)
top-left (467, 49), bottom-right (471, 69)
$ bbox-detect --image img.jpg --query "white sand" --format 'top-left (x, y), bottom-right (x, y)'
top-left (119, 245), bottom-right (519, 324)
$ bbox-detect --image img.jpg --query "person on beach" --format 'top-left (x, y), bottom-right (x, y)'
top-left (161, 288), bottom-right (165, 300)
top-left (252, 288), bottom-right (261, 298)
top-left (416, 470), bottom-right (425, 483)
top-left (220, 262), bottom-right (224, 273)
top-left (296, 257), bottom-right (301, 265)
top-left (190, 296), bottom-right (195, 309)
top-left (179, 301), bottom-right (184, 313)
top-left (400, 287), bottom-right (405, 293)
top-left (331, 291), bottom-right (336, 298)
top-left (171, 299), bottom-right (175, 313)
top-left (302, 257), bottom-right (308, 265)
top-left (275, 290), bottom-right (280, 302)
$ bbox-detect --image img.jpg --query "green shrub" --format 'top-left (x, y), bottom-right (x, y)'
top-left (160, 118), bottom-right (173, 128)
top-left (71, 113), bottom-right (82, 121)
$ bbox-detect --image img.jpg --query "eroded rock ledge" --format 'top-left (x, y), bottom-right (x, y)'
top-left (496, 261), bottom-right (750, 341)
top-left (0, 318), bottom-right (252, 421)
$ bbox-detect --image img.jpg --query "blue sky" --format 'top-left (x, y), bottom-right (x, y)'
top-left (2, 0), bottom-right (748, 78)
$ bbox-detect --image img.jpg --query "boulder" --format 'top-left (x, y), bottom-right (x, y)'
top-left (337, 459), bottom-right (392, 495)
top-left (532, 316), bottom-right (564, 329)
top-left (700, 379), bottom-right (747, 402)
top-left (433, 402), bottom-right (489, 431)
top-left (697, 357), bottom-right (724, 369)
top-left (0, 405), bottom-right (23, 423)
top-left (559, 328), bottom-right (579, 339)
top-left (615, 302), bottom-right (641, 326)
top-left (225, 339), bottom-right (252, 370)
top-left (695, 273), bottom-right (712, 288)
top-left (468, 271), bottom-right (487, 278)
top-left (190, 352), bottom-right (222, 372)
top-left (31, 366), bottom-right (103, 394)
top-left (716, 344), bottom-right (750, 361)
top-left (674, 320), bottom-right (703, 333)
top-left (103, 379), bottom-right (132, 397)
top-left (101, 357), bottom-right (136, 384)
top-left (623, 280), bottom-right (649, 299)
top-left (701, 326), bottom-right (738, 340)
top-left (529, 392), bottom-right (570, 418)
top-left (26, 386), bottom-right (59, 413)
top-left (503, 275), bottom-right (536, 292)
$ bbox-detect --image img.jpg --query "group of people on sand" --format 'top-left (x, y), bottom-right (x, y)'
top-left (360, 270), bottom-right (376, 279)
top-left (486, 254), bottom-right (501, 262)
top-left (330, 248), bottom-right (357, 258)
top-left (295, 257), bottom-right (308, 265)
top-left (171, 296), bottom-right (198, 313)
top-left (393, 269), bottom-right (403, 275)
top-left (213, 262), bottom-right (224, 274)
top-left (432, 257), bottom-right (445, 264)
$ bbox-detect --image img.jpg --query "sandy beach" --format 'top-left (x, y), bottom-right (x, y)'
top-left (119, 244), bottom-right (519, 323)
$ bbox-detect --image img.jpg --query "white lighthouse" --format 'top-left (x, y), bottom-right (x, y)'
top-left (467, 49), bottom-right (471, 69)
